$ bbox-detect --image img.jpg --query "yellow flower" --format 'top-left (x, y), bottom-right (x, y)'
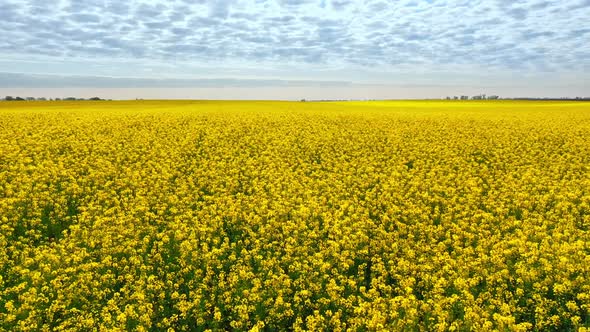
top-left (1, 100), bottom-right (589, 331)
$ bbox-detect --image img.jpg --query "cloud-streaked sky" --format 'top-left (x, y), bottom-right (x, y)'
top-left (0, 0), bottom-right (588, 99)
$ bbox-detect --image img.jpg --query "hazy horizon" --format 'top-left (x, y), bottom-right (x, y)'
top-left (2, 85), bottom-right (589, 101)
top-left (1, 0), bottom-right (589, 99)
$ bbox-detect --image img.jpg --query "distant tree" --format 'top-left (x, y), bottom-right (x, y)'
top-left (488, 95), bottom-right (499, 100)
top-left (55, 98), bottom-right (61, 101)
top-left (64, 97), bottom-right (76, 101)
top-left (37, 97), bottom-right (47, 101)
top-left (5, 96), bottom-right (14, 101)
top-left (26, 97), bottom-right (35, 101)
top-left (15, 97), bottom-right (25, 101)
top-left (89, 97), bottom-right (102, 101)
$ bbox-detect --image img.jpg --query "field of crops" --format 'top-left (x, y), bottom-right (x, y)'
top-left (1, 100), bottom-right (589, 331)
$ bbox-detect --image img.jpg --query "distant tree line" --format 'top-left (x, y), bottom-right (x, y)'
top-left (445, 95), bottom-right (590, 101)
top-left (506, 97), bottom-right (590, 101)
top-left (2, 96), bottom-right (106, 101)
top-left (445, 94), bottom-right (500, 100)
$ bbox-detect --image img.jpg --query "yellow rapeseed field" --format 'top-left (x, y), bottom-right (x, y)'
top-left (1, 100), bottom-right (589, 331)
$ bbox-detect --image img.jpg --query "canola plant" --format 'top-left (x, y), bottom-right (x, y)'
top-left (1, 100), bottom-right (589, 331)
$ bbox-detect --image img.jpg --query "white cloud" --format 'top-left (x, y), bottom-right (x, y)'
top-left (0, 0), bottom-right (587, 92)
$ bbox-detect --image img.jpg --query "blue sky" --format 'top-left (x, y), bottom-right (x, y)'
top-left (0, 0), bottom-right (588, 99)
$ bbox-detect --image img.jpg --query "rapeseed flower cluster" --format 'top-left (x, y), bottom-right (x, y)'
top-left (1, 100), bottom-right (589, 331)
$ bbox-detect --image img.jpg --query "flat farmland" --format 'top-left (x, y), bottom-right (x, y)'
top-left (1, 100), bottom-right (589, 331)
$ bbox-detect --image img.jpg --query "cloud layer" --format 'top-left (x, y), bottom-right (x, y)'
top-left (0, 72), bottom-right (354, 88)
top-left (0, 0), bottom-right (588, 92)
